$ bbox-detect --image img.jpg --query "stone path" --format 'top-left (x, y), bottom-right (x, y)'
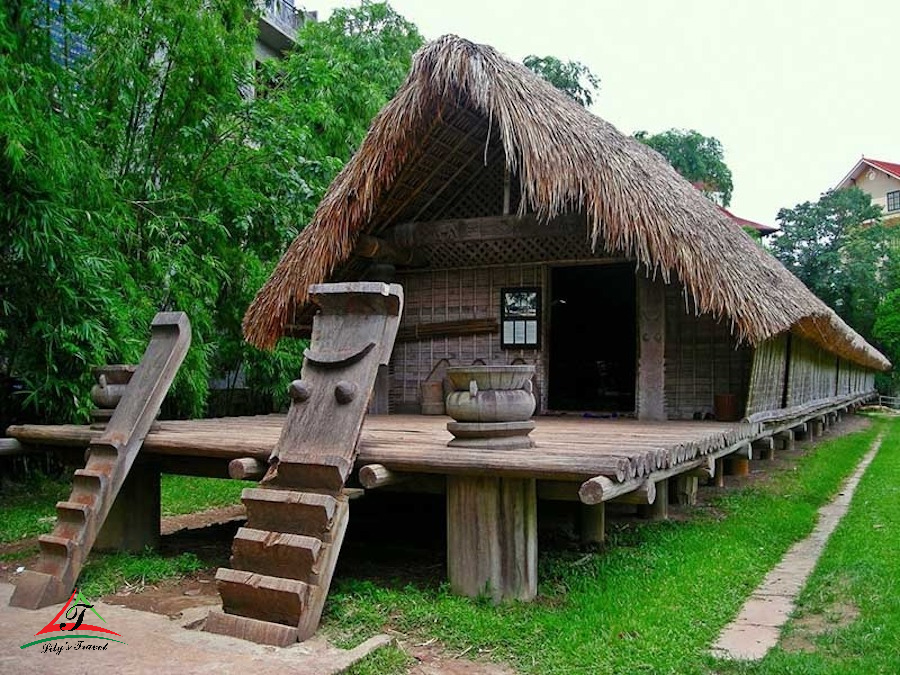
top-left (710, 434), bottom-right (884, 661)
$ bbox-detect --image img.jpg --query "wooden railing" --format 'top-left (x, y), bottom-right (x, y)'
top-left (878, 395), bottom-right (900, 409)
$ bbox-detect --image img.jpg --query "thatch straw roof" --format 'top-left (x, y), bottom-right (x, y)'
top-left (243, 35), bottom-right (889, 371)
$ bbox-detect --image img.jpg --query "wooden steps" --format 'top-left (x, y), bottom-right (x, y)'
top-left (204, 282), bottom-right (403, 646)
top-left (9, 313), bottom-right (191, 610)
top-left (230, 528), bottom-right (323, 581)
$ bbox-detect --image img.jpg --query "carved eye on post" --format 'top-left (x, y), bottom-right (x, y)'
top-left (334, 381), bottom-right (358, 404)
top-left (289, 380), bottom-right (311, 402)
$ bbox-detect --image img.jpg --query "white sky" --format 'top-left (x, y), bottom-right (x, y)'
top-left (308, 0), bottom-right (900, 227)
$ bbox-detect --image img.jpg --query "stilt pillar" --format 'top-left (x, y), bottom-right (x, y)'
top-left (447, 476), bottom-right (537, 603)
top-left (674, 475), bottom-right (699, 505)
top-left (95, 463), bottom-right (161, 552)
top-left (775, 429), bottom-right (794, 451)
top-left (580, 503), bottom-right (606, 544)
top-left (644, 479), bottom-right (668, 519)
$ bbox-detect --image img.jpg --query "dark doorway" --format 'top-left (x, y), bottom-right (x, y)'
top-left (548, 264), bottom-right (636, 412)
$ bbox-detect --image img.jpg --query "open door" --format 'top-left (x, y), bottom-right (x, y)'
top-left (548, 264), bottom-right (636, 413)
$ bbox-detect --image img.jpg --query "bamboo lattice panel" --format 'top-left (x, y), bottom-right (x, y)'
top-left (417, 233), bottom-right (598, 269)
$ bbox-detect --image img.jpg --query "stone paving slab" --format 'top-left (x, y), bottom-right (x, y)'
top-left (711, 434), bottom-right (883, 661)
top-left (0, 583), bottom-right (390, 675)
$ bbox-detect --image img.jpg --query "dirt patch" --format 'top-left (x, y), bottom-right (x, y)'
top-left (161, 504), bottom-right (245, 535)
top-left (781, 601), bottom-right (860, 653)
top-left (104, 572), bottom-right (221, 617)
top-left (0, 539), bottom-right (39, 585)
top-left (403, 639), bottom-right (517, 675)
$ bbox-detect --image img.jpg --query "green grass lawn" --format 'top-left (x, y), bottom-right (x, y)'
top-left (714, 417), bottom-right (900, 675)
top-left (160, 474), bottom-right (246, 516)
top-left (336, 418), bottom-right (893, 675)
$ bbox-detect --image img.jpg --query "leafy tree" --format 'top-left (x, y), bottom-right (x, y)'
top-left (769, 187), bottom-right (889, 339)
top-left (635, 129), bottom-right (734, 207)
top-left (1, 0), bottom-right (421, 423)
top-left (523, 55), bottom-right (600, 107)
top-left (874, 289), bottom-right (900, 393)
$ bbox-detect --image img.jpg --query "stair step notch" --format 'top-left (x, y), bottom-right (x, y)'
top-left (216, 568), bottom-right (311, 627)
top-left (231, 528), bottom-right (323, 582)
top-left (242, 488), bottom-right (339, 541)
top-left (204, 609), bottom-right (299, 647)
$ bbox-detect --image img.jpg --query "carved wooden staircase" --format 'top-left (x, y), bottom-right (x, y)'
top-left (204, 282), bottom-right (403, 646)
top-left (9, 313), bottom-right (191, 609)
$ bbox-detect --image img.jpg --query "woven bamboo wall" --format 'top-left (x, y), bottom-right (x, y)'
top-left (745, 334), bottom-right (789, 416)
top-left (663, 284), bottom-right (753, 420)
top-left (391, 264), bottom-right (546, 413)
top-left (786, 336), bottom-right (848, 407)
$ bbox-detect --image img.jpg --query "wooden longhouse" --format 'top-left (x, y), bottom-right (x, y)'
top-left (244, 35), bottom-right (889, 424)
top-left (6, 35), bottom-right (891, 644)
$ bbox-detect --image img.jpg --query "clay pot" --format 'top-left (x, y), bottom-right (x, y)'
top-left (445, 365), bottom-right (536, 423)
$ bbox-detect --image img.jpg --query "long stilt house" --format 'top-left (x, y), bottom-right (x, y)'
top-left (243, 35), bottom-right (889, 422)
top-left (6, 35), bottom-right (892, 636)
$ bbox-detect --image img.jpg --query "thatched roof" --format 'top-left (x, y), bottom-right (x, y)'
top-left (243, 35), bottom-right (889, 371)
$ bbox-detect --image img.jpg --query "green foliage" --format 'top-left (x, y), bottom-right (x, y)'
top-left (769, 187), bottom-right (889, 340)
top-left (0, 1), bottom-right (421, 423)
top-left (874, 289), bottom-right (900, 392)
top-left (635, 128), bottom-right (734, 206)
top-left (523, 54), bottom-right (600, 107)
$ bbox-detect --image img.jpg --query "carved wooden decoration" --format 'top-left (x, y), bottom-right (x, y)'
top-left (206, 282), bottom-right (403, 646)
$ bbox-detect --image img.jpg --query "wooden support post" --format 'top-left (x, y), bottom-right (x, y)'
top-left (642, 480), bottom-right (668, 520)
top-left (811, 418), bottom-right (824, 438)
top-left (752, 437), bottom-right (775, 461)
top-left (685, 456), bottom-right (715, 481)
top-left (793, 422), bottom-right (808, 441)
top-left (636, 275), bottom-right (666, 421)
top-left (580, 503), bottom-right (606, 545)
top-left (95, 461), bottom-right (160, 553)
top-left (447, 476), bottom-right (537, 603)
top-left (714, 458), bottom-right (725, 487)
top-left (775, 429), bottom-right (794, 451)
top-left (674, 475), bottom-right (699, 506)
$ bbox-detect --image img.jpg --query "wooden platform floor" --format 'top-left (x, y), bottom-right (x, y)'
top-left (9, 415), bottom-right (759, 484)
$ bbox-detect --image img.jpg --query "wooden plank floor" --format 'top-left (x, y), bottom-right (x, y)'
top-left (8, 415), bottom-right (758, 483)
